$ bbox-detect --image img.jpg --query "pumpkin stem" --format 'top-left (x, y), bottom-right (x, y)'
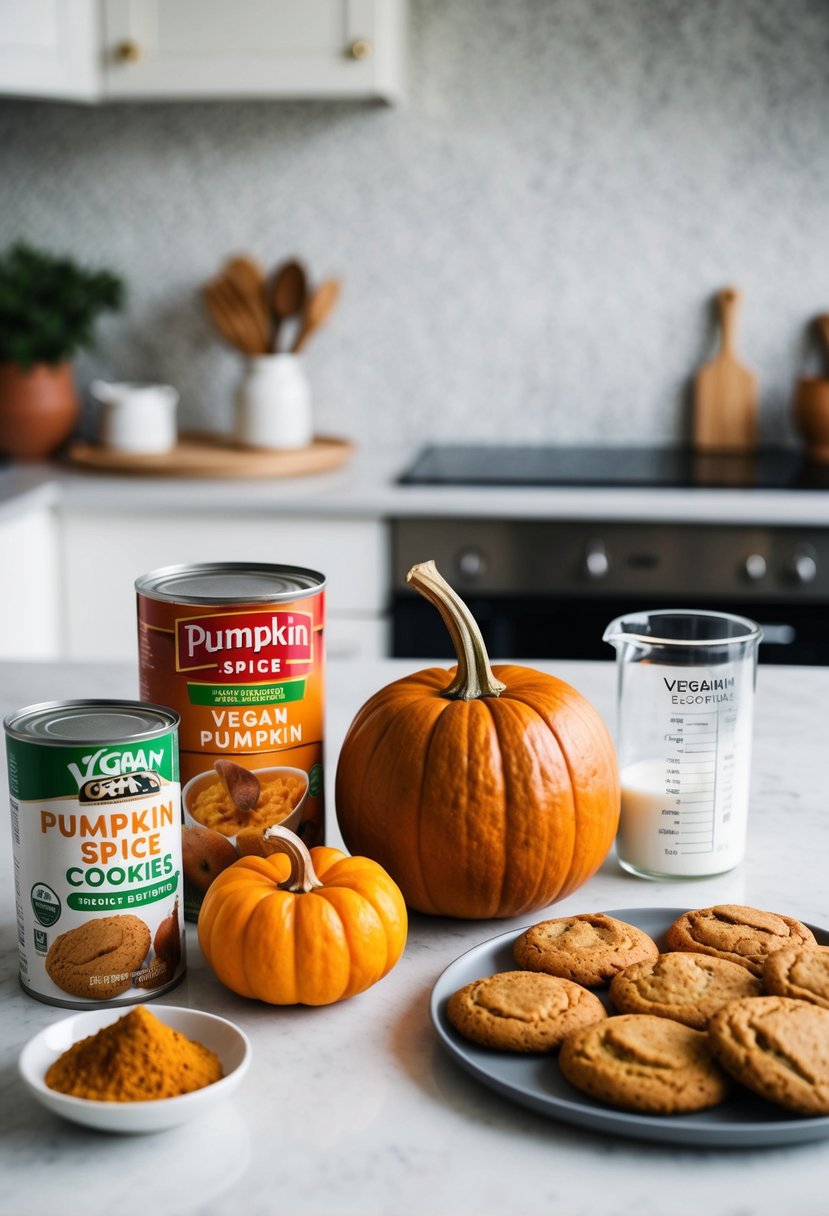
top-left (406, 560), bottom-right (506, 701)
top-left (262, 824), bottom-right (324, 893)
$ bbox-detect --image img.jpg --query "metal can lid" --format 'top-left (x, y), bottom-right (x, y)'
top-left (4, 700), bottom-right (180, 745)
top-left (135, 562), bottom-right (326, 605)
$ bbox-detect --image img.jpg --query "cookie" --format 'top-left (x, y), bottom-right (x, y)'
top-left (665, 905), bottom-right (817, 977)
top-left (45, 915), bottom-right (151, 999)
top-left (609, 951), bottom-right (762, 1029)
top-left (763, 946), bottom-right (829, 1011)
top-left (446, 970), bottom-right (607, 1053)
top-left (559, 1014), bottom-right (730, 1114)
top-left (513, 913), bottom-right (659, 987)
top-left (709, 996), bottom-right (829, 1115)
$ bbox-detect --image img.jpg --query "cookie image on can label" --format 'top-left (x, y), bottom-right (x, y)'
top-left (45, 914), bottom-right (152, 999)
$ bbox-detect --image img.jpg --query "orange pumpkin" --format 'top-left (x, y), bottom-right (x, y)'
top-left (198, 825), bottom-right (407, 1005)
top-left (335, 561), bottom-right (620, 919)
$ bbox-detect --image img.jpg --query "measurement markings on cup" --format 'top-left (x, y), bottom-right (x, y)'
top-left (673, 711), bottom-right (721, 855)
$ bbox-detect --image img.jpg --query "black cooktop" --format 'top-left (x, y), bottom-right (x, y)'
top-left (398, 445), bottom-right (829, 491)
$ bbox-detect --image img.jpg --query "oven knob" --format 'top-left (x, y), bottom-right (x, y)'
top-left (584, 541), bottom-right (609, 580)
top-left (743, 553), bottom-right (767, 581)
top-left (789, 547), bottom-right (818, 585)
top-left (456, 547), bottom-right (486, 580)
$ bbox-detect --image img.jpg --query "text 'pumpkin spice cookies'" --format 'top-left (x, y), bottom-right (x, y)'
top-left (665, 905), bottom-right (817, 977)
top-left (559, 1014), bottom-right (730, 1115)
top-left (45, 915), bottom-right (151, 1000)
top-left (763, 946), bottom-right (829, 1011)
top-left (513, 913), bottom-right (658, 987)
top-left (609, 952), bottom-right (762, 1030)
top-left (709, 996), bottom-right (829, 1115)
top-left (446, 971), bottom-right (607, 1053)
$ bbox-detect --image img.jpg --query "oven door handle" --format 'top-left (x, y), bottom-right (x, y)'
top-left (759, 624), bottom-right (797, 646)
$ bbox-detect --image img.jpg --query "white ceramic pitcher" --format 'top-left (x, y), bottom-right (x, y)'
top-left (92, 380), bottom-right (179, 454)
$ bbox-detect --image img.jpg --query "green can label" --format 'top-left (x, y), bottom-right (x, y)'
top-left (6, 716), bottom-right (186, 1009)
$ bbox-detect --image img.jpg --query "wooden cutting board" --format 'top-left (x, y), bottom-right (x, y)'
top-left (66, 433), bottom-right (354, 478)
top-left (693, 288), bottom-right (758, 453)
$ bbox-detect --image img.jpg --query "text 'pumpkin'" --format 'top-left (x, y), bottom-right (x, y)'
top-left (335, 560), bottom-right (620, 919)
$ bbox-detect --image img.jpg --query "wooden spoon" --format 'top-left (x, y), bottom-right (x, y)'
top-left (215, 759), bottom-right (261, 816)
top-left (222, 256), bottom-right (271, 353)
top-left (292, 278), bottom-right (341, 354)
top-left (203, 279), bottom-right (261, 356)
top-left (270, 259), bottom-right (307, 353)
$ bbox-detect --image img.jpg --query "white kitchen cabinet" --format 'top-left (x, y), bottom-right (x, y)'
top-left (0, 505), bottom-right (61, 659)
top-left (0, 0), bottom-right (98, 102)
top-left (0, 0), bottom-right (406, 103)
top-left (57, 507), bottom-right (389, 662)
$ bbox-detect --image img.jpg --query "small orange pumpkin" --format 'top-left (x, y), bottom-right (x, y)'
top-left (335, 561), bottom-right (620, 919)
top-left (198, 825), bottom-right (407, 1005)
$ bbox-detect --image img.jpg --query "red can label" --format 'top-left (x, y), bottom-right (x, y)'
top-left (138, 579), bottom-right (325, 921)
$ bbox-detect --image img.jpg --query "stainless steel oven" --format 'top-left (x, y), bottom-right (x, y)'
top-left (391, 447), bottom-right (829, 666)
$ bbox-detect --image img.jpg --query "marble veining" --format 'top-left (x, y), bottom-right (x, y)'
top-left (1, 659), bottom-right (828, 1214)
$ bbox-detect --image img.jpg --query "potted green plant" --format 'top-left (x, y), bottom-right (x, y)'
top-left (0, 242), bottom-right (124, 459)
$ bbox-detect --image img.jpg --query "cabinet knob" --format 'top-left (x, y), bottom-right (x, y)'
top-left (347, 38), bottom-right (373, 60)
top-left (114, 39), bottom-right (142, 64)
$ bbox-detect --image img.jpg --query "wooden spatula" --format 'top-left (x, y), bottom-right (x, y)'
top-left (293, 278), bottom-right (341, 353)
top-left (693, 287), bottom-right (758, 453)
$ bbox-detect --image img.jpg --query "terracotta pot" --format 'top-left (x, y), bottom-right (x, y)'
top-left (0, 362), bottom-right (79, 459)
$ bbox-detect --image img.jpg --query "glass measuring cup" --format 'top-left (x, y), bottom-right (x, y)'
top-left (603, 610), bottom-right (762, 880)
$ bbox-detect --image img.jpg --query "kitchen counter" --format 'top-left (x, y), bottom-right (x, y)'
top-left (1, 657), bottom-right (829, 1216)
top-left (3, 443), bottom-right (829, 524)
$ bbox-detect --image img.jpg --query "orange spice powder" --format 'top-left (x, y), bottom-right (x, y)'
top-left (45, 1005), bottom-right (223, 1101)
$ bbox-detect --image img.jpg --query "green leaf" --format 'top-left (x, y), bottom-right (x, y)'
top-left (0, 241), bottom-right (125, 369)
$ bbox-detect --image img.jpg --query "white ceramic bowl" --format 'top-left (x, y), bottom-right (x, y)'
top-left (19, 1005), bottom-right (251, 1134)
top-left (182, 764), bottom-right (309, 845)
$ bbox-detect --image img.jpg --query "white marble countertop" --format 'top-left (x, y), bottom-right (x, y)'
top-left (2, 657), bottom-right (829, 1216)
top-left (3, 444), bottom-right (829, 524)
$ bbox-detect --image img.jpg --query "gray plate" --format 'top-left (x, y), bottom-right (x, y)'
top-left (430, 906), bottom-right (829, 1148)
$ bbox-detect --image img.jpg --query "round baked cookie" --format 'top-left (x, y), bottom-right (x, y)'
top-left (609, 951), bottom-right (762, 1029)
top-left (559, 1014), bottom-right (730, 1114)
top-left (45, 915), bottom-right (151, 999)
top-left (446, 970), bottom-right (607, 1053)
top-left (709, 996), bottom-right (829, 1115)
top-left (513, 913), bottom-right (659, 987)
top-left (763, 946), bottom-right (829, 1011)
top-left (665, 905), bottom-right (816, 977)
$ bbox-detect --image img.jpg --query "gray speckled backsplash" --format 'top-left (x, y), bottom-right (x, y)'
top-left (1, 0), bottom-right (828, 450)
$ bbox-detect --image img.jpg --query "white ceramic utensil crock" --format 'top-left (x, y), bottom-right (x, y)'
top-left (235, 354), bottom-right (313, 450)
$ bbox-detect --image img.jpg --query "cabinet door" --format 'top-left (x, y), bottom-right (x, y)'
top-left (59, 509), bottom-right (389, 662)
top-left (0, 0), bottom-right (98, 101)
top-left (0, 507), bottom-right (60, 658)
top-left (103, 0), bottom-right (405, 102)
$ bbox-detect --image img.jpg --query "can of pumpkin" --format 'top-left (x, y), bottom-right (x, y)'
top-left (4, 699), bottom-right (185, 1008)
top-left (136, 562), bottom-right (326, 920)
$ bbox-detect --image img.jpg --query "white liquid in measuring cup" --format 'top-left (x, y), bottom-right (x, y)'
top-left (616, 666), bottom-right (754, 878)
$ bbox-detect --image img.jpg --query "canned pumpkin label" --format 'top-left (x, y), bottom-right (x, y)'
top-left (5, 706), bottom-right (185, 1009)
top-left (136, 563), bottom-right (326, 920)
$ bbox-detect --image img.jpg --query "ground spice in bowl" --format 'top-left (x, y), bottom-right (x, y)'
top-left (45, 1004), bottom-right (223, 1101)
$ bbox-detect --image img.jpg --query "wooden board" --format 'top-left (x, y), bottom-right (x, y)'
top-left (693, 288), bottom-right (758, 453)
top-left (66, 433), bottom-right (354, 478)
